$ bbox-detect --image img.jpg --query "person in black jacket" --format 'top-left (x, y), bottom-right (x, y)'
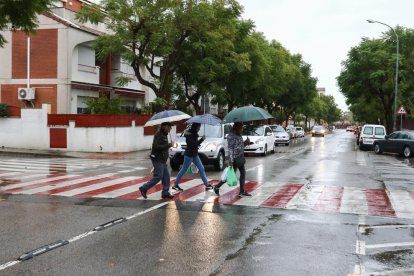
top-left (139, 122), bottom-right (175, 199)
top-left (172, 123), bottom-right (212, 192)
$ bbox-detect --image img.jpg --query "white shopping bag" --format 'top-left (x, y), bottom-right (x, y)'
top-left (190, 163), bottom-right (199, 173)
top-left (220, 167), bottom-right (229, 182)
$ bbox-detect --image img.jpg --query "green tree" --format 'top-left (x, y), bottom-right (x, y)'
top-left (172, 3), bottom-right (247, 114)
top-left (338, 27), bottom-right (414, 131)
top-left (0, 0), bottom-right (55, 47)
top-left (276, 53), bottom-right (318, 125)
top-left (321, 95), bottom-right (341, 123)
top-left (210, 21), bottom-right (270, 111)
top-left (77, 0), bottom-right (242, 102)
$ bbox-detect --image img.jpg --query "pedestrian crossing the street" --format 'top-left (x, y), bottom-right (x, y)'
top-left (1, 170), bottom-right (413, 219)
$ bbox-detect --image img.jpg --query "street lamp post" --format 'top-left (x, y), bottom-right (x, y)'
top-left (367, 19), bottom-right (399, 131)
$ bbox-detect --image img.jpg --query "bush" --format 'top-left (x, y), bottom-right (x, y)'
top-left (0, 104), bottom-right (8, 117)
top-left (86, 97), bottom-right (122, 114)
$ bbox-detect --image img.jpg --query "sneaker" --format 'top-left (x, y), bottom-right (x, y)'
top-left (162, 193), bottom-right (174, 199)
top-left (213, 185), bottom-right (220, 196)
top-left (172, 185), bottom-right (184, 192)
top-left (238, 191), bottom-right (252, 197)
top-left (205, 184), bottom-right (213, 191)
top-left (139, 187), bottom-right (147, 199)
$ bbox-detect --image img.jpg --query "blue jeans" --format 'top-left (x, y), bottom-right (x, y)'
top-left (174, 155), bottom-right (209, 187)
top-left (141, 160), bottom-right (170, 196)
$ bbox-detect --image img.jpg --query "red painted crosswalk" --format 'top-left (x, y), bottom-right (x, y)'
top-left (1, 172), bottom-right (413, 219)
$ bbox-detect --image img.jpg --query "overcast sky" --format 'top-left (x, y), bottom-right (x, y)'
top-left (237, 0), bottom-right (414, 111)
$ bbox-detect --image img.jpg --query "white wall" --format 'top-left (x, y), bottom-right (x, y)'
top-left (0, 105), bottom-right (50, 149)
top-left (0, 104), bottom-right (176, 152)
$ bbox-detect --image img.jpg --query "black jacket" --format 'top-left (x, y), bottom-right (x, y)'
top-left (184, 129), bottom-right (205, 157)
top-left (150, 129), bottom-right (169, 163)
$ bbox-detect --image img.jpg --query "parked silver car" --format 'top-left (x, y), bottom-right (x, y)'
top-left (269, 125), bottom-right (290, 146)
top-left (169, 124), bottom-right (231, 171)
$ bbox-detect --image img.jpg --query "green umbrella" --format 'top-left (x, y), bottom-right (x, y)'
top-left (223, 106), bottom-right (274, 123)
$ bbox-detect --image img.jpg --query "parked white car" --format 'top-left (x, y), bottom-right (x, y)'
top-left (359, 124), bottom-right (387, 150)
top-left (295, 127), bottom-right (305, 137)
top-left (169, 124), bottom-right (231, 171)
top-left (242, 125), bottom-right (276, 156)
top-left (269, 125), bottom-right (290, 146)
top-left (285, 125), bottom-right (298, 139)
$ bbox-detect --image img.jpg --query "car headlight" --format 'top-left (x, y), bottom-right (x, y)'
top-left (312, 130), bottom-right (315, 133)
top-left (172, 143), bottom-right (180, 149)
top-left (255, 138), bottom-right (264, 144)
top-left (321, 130), bottom-right (325, 134)
top-left (204, 143), bottom-right (217, 151)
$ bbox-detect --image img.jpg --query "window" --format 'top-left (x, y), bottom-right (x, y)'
top-left (387, 132), bottom-right (398, 139)
top-left (401, 134), bottom-right (409, 140)
top-left (243, 126), bottom-right (264, 136)
top-left (375, 127), bottom-right (385, 136)
top-left (224, 124), bottom-right (231, 135)
top-left (78, 45), bottom-right (95, 67)
top-left (77, 96), bottom-right (93, 114)
top-left (363, 126), bottom-right (373, 135)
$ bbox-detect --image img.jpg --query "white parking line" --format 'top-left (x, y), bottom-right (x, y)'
top-left (365, 241), bottom-right (414, 250)
top-left (369, 267), bottom-right (414, 275)
top-left (359, 224), bottom-right (414, 233)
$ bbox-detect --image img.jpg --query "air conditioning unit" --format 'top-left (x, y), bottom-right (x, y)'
top-left (18, 88), bottom-right (35, 100)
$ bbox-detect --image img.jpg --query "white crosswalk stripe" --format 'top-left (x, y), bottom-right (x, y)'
top-left (56, 176), bottom-right (135, 197)
top-left (340, 186), bottom-right (369, 215)
top-left (17, 173), bottom-right (116, 195)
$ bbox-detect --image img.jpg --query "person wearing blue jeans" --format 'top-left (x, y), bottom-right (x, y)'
top-left (139, 122), bottom-right (174, 199)
top-left (173, 123), bottom-right (213, 191)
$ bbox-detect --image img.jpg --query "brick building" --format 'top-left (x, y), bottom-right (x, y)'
top-left (0, 0), bottom-right (157, 114)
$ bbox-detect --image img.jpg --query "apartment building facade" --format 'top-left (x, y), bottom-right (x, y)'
top-left (0, 0), bottom-right (156, 114)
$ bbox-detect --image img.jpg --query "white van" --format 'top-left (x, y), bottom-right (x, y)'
top-left (359, 124), bottom-right (387, 150)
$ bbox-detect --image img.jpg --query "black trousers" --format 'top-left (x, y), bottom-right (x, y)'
top-left (216, 163), bottom-right (246, 193)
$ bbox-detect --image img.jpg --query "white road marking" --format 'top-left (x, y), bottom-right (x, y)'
top-left (273, 155), bottom-right (286, 161)
top-left (233, 181), bottom-right (284, 206)
top-left (285, 185), bottom-right (323, 211)
top-left (55, 176), bottom-right (135, 197)
top-left (368, 267), bottom-right (414, 275)
top-left (0, 261), bottom-right (21, 271)
top-left (1, 174), bottom-right (80, 191)
top-left (18, 174), bottom-right (116, 195)
top-left (360, 224), bottom-right (414, 233)
top-left (356, 240), bottom-right (366, 255)
top-left (246, 165), bottom-right (262, 172)
top-left (0, 201), bottom-right (170, 272)
top-left (0, 172), bottom-right (23, 178)
top-left (387, 190), bottom-right (414, 219)
top-left (365, 241), bottom-right (414, 250)
top-left (340, 187), bottom-right (368, 216)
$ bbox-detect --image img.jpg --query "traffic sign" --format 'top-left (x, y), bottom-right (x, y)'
top-left (397, 105), bottom-right (407, 115)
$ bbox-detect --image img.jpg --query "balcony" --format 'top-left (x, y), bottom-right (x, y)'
top-left (110, 70), bottom-right (143, 91)
top-left (72, 63), bottom-right (100, 84)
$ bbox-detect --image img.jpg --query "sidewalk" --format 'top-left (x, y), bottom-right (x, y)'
top-left (0, 147), bottom-right (150, 160)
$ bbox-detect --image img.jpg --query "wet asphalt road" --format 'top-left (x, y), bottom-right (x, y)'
top-left (0, 130), bottom-right (414, 275)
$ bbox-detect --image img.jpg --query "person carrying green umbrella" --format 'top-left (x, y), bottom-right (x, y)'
top-left (213, 122), bottom-right (253, 197)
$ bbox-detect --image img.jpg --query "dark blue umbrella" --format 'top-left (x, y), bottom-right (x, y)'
top-left (186, 114), bottom-right (222, 125)
top-left (144, 110), bottom-right (191, 127)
